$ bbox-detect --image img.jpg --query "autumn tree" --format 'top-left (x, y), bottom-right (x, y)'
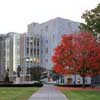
top-left (52, 32), bottom-right (100, 86)
top-left (80, 3), bottom-right (100, 36)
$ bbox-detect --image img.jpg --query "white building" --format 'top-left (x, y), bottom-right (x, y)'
top-left (5, 33), bottom-right (21, 81)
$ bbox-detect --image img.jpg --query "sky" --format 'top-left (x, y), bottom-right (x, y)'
top-left (0, 0), bottom-right (100, 33)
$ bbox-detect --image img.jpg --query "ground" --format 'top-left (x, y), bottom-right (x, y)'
top-left (1, 86), bottom-right (100, 100)
top-left (0, 87), bottom-right (39, 100)
top-left (58, 87), bottom-right (100, 100)
top-left (63, 91), bottom-right (100, 100)
top-left (29, 85), bottom-right (67, 100)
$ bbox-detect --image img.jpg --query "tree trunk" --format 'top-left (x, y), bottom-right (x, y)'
top-left (74, 74), bottom-right (76, 86)
top-left (82, 77), bottom-right (85, 88)
top-left (91, 77), bottom-right (94, 88)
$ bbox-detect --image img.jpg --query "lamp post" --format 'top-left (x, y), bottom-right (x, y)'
top-left (16, 65), bottom-right (21, 84)
top-left (30, 58), bottom-right (33, 81)
top-left (17, 65), bottom-right (21, 78)
top-left (26, 58), bottom-right (29, 81)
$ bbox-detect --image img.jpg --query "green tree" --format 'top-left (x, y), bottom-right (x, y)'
top-left (5, 69), bottom-right (9, 82)
top-left (27, 66), bottom-right (47, 81)
top-left (80, 3), bottom-right (100, 36)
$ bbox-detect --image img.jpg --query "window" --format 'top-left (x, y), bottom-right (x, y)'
top-left (26, 37), bottom-right (29, 41)
top-left (53, 34), bottom-right (55, 41)
top-left (37, 49), bottom-right (39, 56)
top-left (30, 42), bottom-right (33, 46)
top-left (27, 42), bottom-right (29, 46)
top-left (30, 48), bottom-right (33, 55)
top-left (45, 59), bottom-right (48, 62)
top-left (27, 48), bottom-right (29, 54)
top-left (45, 25), bottom-right (48, 31)
top-left (45, 40), bottom-right (48, 43)
top-left (45, 48), bottom-right (48, 53)
top-left (31, 37), bottom-right (33, 40)
top-left (37, 39), bottom-right (39, 46)
top-left (34, 38), bottom-right (36, 46)
top-left (34, 48), bottom-right (36, 56)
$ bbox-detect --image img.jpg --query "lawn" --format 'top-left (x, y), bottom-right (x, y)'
top-left (0, 87), bottom-right (39, 100)
top-left (63, 91), bottom-right (100, 100)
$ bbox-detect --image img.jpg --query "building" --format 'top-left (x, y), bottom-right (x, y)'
top-left (5, 33), bottom-right (21, 81)
top-left (28, 17), bottom-right (80, 71)
top-left (0, 34), bottom-right (6, 81)
top-left (27, 17), bottom-right (80, 83)
top-left (20, 33), bottom-right (42, 81)
top-left (0, 32), bottom-right (43, 81)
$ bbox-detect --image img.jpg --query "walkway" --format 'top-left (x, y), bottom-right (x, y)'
top-left (28, 85), bottom-right (67, 100)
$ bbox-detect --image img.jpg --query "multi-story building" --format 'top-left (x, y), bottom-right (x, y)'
top-left (0, 34), bottom-right (6, 81)
top-left (0, 32), bottom-right (43, 81)
top-left (20, 33), bottom-right (42, 80)
top-left (28, 17), bottom-right (80, 70)
top-left (5, 33), bottom-right (21, 81)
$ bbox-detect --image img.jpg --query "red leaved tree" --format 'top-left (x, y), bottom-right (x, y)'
top-left (52, 32), bottom-right (100, 86)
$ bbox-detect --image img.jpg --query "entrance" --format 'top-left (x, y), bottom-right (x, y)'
top-left (67, 78), bottom-right (72, 85)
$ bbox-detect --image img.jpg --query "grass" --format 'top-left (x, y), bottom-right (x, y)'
top-left (0, 87), bottom-right (39, 100)
top-left (63, 91), bottom-right (100, 100)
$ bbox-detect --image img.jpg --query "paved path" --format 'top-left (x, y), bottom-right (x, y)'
top-left (28, 85), bottom-right (67, 100)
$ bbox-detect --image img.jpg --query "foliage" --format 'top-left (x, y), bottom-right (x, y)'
top-left (4, 69), bottom-right (9, 82)
top-left (52, 32), bottom-right (100, 77)
top-left (27, 66), bottom-right (47, 81)
top-left (80, 3), bottom-right (100, 35)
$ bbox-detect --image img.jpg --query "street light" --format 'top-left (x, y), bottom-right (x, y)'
top-left (30, 58), bottom-right (33, 62)
top-left (25, 58), bottom-right (30, 81)
top-left (26, 58), bottom-right (29, 62)
top-left (33, 57), bottom-right (36, 62)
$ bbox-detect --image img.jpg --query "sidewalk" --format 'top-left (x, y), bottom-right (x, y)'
top-left (28, 85), bottom-right (67, 100)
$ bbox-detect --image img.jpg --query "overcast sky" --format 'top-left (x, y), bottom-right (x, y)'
top-left (0, 0), bottom-right (100, 33)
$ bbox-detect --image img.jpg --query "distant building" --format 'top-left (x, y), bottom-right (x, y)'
top-left (20, 33), bottom-right (42, 80)
top-left (0, 34), bottom-right (6, 81)
top-left (5, 33), bottom-right (21, 81)
top-left (0, 32), bottom-right (43, 81)
top-left (28, 17), bottom-right (80, 70)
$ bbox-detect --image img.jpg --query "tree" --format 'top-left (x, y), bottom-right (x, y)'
top-left (4, 69), bottom-right (9, 83)
top-left (27, 66), bottom-right (47, 81)
top-left (52, 32), bottom-right (100, 87)
top-left (80, 3), bottom-right (100, 35)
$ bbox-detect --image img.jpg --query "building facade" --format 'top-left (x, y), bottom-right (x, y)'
top-left (5, 33), bottom-right (21, 81)
top-left (28, 18), bottom-right (80, 70)
top-left (20, 33), bottom-right (42, 81)
top-left (0, 32), bottom-right (43, 81)
top-left (0, 35), bottom-right (6, 81)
